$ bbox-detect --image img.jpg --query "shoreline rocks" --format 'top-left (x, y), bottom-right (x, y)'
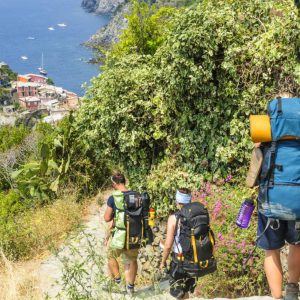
top-left (81, 0), bottom-right (98, 13)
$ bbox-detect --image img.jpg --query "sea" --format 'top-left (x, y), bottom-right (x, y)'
top-left (0, 0), bottom-right (110, 96)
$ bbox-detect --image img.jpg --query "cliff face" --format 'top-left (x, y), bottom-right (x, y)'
top-left (81, 0), bottom-right (98, 13)
top-left (82, 0), bottom-right (129, 47)
top-left (81, 0), bottom-right (127, 14)
top-left (85, 2), bottom-right (129, 48)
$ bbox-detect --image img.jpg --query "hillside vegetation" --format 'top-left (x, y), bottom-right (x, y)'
top-left (0, 0), bottom-right (299, 297)
top-left (76, 0), bottom-right (300, 211)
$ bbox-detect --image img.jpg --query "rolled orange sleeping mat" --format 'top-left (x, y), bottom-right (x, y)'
top-left (250, 115), bottom-right (297, 142)
top-left (250, 115), bottom-right (272, 143)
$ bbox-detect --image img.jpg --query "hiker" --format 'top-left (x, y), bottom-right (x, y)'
top-left (249, 93), bottom-right (300, 300)
top-left (256, 141), bottom-right (300, 300)
top-left (160, 188), bottom-right (216, 299)
top-left (104, 173), bottom-right (141, 295)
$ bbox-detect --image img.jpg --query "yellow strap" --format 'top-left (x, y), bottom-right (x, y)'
top-left (208, 230), bottom-right (215, 256)
top-left (126, 216), bottom-right (130, 250)
top-left (200, 260), bottom-right (208, 268)
top-left (191, 228), bottom-right (198, 263)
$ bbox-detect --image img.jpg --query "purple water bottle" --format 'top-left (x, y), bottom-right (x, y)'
top-left (236, 199), bottom-right (255, 229)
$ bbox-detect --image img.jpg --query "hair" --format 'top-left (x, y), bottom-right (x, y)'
top-left (275, 92), bottom-right (294, 98)
top-left (178, 188), bottom-right (191, 194)
top-left (111, 173), bottom-right (126, 185)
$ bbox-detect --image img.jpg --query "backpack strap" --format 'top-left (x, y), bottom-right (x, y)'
top-left (295, 222), bottom-right (300, 244)
top-left (277, 96), bottom-right (283, 115)
top-left (173, 214), bottom-right (184, 262)
top-left (191, 228), bottom-right (198, 263)
top-left (243, 217), bottom-right (279, 269)
top-left (268, 141), bottom-right (277, 187)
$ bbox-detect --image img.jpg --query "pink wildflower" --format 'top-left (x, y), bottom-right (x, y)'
top-left (217, 233), bottom-right (224, 241)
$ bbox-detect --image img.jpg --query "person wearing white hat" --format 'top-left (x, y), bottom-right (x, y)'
top-left (160, 188), bottom-right (195, 299)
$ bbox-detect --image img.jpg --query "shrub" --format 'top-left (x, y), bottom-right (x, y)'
top-left (194, 181), bottom-right (268, 297)
top-left (76, 0), bottom-right (300, 215)
top-left (0, 125), bottom-right (30, 152)
top-left (143, 158), bottom-right (203, 216)
top-left (110, 1), bottom-right (176, 57)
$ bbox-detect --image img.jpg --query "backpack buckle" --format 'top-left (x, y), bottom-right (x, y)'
top-left (177, 253), bottom-right (184, 261)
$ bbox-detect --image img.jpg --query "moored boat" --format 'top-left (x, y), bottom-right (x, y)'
top-left (38, 53), bottom-right (47, 76)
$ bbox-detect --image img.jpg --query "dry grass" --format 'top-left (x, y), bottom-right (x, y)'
top-left (0, 191), bottom-right (104, 299)
top-left (12, 194), bottom-right (83, 260)
top-left (0, 252), bottom-right (42, 300)
top-left (23, 197), bottom-right (82, 255)
top-left (0, 192), bottom-right (84, 299)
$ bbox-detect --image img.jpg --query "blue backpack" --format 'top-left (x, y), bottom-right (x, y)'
top-left (258, 98), bottom-right (300, 221)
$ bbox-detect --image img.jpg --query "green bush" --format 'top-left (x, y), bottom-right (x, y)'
top-left (193, 181), bottom-right (268, 297)
top-left (76, 0), bottom-right (299, 215)
top-left (0, 125), bottom-right (30, 152)
top-left (0, 190), bottom-right (28, 222)
top-left (110, 1), bottom-right (176, 57)
top-left (143, 158), bottom-right (203, 216)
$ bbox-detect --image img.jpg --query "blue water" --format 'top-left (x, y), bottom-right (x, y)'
top-left (0, 0), bottom-right (109, 96)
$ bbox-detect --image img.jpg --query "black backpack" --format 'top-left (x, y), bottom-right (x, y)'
top-left (173, 202), bottom-right (217, 277)
top-left (122, 191), bottom-right (153, 249)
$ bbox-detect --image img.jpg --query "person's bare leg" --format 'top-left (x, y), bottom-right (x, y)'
top-left (264, 249), bottom-right (283, 298)
top-left (124, 260), bottom-right (138, 285)
top-left (108, 257), bottom-right (120, 279)
top-left (287, 244), bottom-right (300, 283)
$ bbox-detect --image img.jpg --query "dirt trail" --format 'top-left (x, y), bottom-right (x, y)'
top-left (38, 198), bottom-right (176, 299)
top-left (37, 197), bottom-right (274, 300)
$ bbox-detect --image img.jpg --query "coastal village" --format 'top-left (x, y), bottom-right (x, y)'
top-left (0, 61), bottom-right (79, 126)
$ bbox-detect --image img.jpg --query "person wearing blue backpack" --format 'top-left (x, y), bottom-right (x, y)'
top-left (255, 93), bottom-right (300, 300)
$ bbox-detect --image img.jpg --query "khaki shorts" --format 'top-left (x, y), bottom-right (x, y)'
top-left (107, 246), bottom-right (139, 265)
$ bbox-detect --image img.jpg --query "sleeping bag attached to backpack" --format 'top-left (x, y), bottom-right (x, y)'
top-left (110, 190), bottom-right (152, 250)
top-left (258, 97), bottom-right (300, 221)
top-left (172, 202), bottom-right (216, 278)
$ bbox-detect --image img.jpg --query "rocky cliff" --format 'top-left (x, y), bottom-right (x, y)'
top-left (82, 0), bottom-right (129, 48)
top-left (81, 0), bottom-right (127, 15)
top-left (85, 2), bottom-right (129, 48)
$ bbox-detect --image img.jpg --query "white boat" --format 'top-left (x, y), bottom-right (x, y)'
top-left (38, 53), bottom-right (47, 76)
top-left (27, 36), bottom-right (35, 40)
top-left (21, 56), bottom-right (28, 60)
top-left (48, 27), bottom-right (55, 31)
top-left (57, 23), bottom-right (67, 27)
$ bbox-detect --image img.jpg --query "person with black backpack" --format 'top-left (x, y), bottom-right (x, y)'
top-left (160, 188), bottom-right (216, 299)
top-left (104, 173), bottom-right (152, 295)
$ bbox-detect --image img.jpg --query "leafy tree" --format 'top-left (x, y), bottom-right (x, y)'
top-left (0, 65), bottom-right (17, 87)
top-left (46, 77), bottom-right (55, 85)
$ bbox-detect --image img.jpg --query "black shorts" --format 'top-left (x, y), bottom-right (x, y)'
top-left (257, 212), bottom-right (300, 250)
top-left (169, 261), bottom-right (196, 299)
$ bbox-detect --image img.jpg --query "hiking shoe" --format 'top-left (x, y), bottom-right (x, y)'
top-left (126, 284), bottom-right (135, 297)
top-left (284, 283), bottom-right (299, 300)
top-left (101, 280), bottom-right (123, 293)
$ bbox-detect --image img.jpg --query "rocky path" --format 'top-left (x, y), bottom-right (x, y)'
top-left (38, 198), bottom-right (273, 300)
top-left (38, 200), bottom-right (173, 299)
